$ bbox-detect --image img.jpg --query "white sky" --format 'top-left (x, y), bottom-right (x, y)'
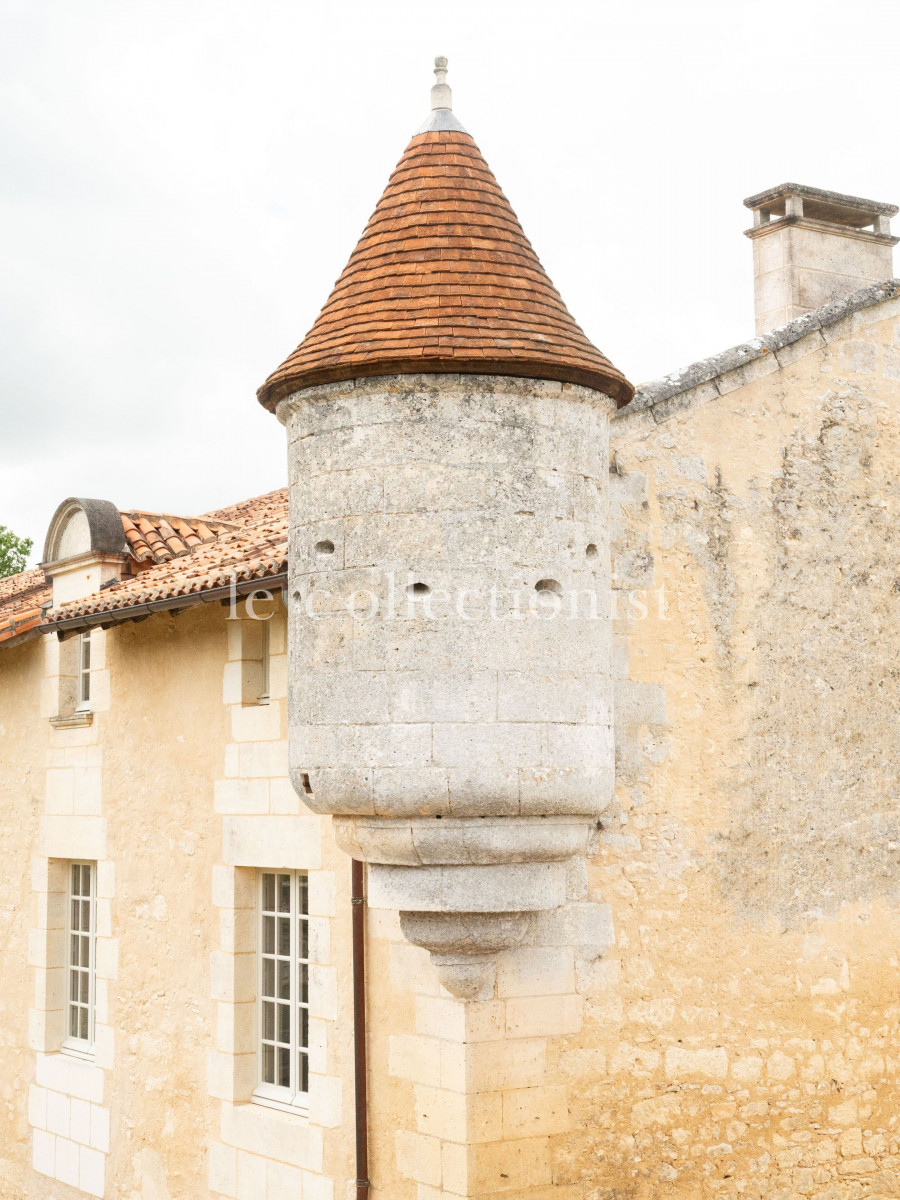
top-left (2, 0), bottom-right (898, 559)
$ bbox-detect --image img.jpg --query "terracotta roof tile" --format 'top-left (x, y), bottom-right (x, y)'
top-left (0, 567), bottom-right (51, 646)
top-left (258, 129), bottom-right (633, 410)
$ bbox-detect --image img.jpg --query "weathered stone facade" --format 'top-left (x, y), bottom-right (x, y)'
top-left (2, 61), bottom-right (900, 1200)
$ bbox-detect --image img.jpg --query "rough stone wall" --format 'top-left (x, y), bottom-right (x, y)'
top-left (571, 297), bottom-right (900, 1198)
top-left (0, 604), bottom-right (357, 1200)
top-left (0, 638), bottom-right (45, 1198)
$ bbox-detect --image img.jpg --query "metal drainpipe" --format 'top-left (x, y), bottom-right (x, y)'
top-left (351, 859), bottom-right (371, 1197)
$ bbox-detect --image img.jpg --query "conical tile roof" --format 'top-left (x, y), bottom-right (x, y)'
top-left (258, 111), bottom-right (632, 410)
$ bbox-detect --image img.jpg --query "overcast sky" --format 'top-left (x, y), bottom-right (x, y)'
top-left (2, 0), bottom-right (898, 559)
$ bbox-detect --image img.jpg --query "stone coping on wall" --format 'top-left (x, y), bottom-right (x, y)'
top-left (613, 279), bottom-right (900, 437)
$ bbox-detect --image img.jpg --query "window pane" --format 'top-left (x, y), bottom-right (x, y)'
top-left (278, 874), bottom-right (291, 913)
top-left (299, 1051), bottom-right (309, 1094)
top-left (299, 962), bottom-right (309, 1006)
top-left (70, 970), bottom-right (80, 1001)
top-left (70, 933), bottom-right (80, 968)
top-left (69, 1007), bottom-right (79, 1038)
top-left (81, 864), bottom-right (91, 891)
top-left (263, 914), bottom-right (275, 955)
top-left (72, 864), bottom-right (81, 894)
top-left (298, 873), bottom-right (308, 915)
top-left (263, 1001), bottom-right (275, 1041)
top-left (262, 1043), bottom-right (275, 1084)
top-left (263, 872), bottom-right (275, 912)
top-left (277, 1046), bottom-right (290, 1088)
top-left (277, 959), bottom-right (290, 1000)
top-left (79, 1006), bottom-right (88, 1040)
top-left (80, 971), bottom-right (89, 1004)
top-left (299, 919), bottom-right (309, 961)
top-left (278, 916), bottom-right (290, 957)
top-left (277, 1002), bottom-right (290, 1044)
top-left (71, 899), bottom-right (80, 930)
top-left (262, 958), bottom-right (275, 998)
top-left (299, 1005), bottom-right (309, 1050)
top-left (80, 900), bottom-right (90, 932)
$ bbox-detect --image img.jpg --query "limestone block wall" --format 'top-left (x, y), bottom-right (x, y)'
top-left (0, 595), bottom-right (360, 1200)
top-left (206, 600), bottom-right (356, 1200)
top-left (582, 296), bottom-right (900, 1197)
top-left (361, 855), bottom-right (615, 1200)
top-left (28, 629), bottom-right (116, 1197)
top-left (0, 637), bottom-right (47, 1199)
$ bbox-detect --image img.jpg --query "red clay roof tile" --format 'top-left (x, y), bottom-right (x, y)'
top-left (258, 129), bottom-right (632, 410)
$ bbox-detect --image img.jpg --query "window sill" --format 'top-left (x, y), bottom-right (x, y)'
top-left (251, 1088), bottom-right (309, 1118)
top-left (60, 1041), bottom-right (96, 1063)
top-left (50, 711), bottom-right (93, 729)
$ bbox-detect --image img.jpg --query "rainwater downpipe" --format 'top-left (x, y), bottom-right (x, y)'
top-left (351, 859), bottom-right (370, 1198)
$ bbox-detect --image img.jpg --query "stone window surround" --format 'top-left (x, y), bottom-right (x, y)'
top-left (255, 868), bottom-right (311, 1115)
top-left (29, 851), bottom-right (115, 1197)
top-left (64, 860), bottom-right (97, 1055)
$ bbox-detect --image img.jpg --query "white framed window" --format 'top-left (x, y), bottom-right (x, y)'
top-left (255, 870), bottom-right (309, 1112)
top-left (64, 862), bottom-right (96, 1054)
top-left (76, 631), bottom-right (91, 710)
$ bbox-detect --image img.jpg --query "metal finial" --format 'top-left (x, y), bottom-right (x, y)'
top-left (431, 56), bottom-right (452, 111)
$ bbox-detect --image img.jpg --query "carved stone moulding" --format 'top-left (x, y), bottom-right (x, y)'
top-left (336, 815), bottom-right (593, 998)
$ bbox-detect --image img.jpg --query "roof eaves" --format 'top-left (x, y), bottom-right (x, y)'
top-left (42, 572), bottom-right (288, 637)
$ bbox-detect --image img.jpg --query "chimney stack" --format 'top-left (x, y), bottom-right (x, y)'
top-left (744, 183), bottom-right (898, 334)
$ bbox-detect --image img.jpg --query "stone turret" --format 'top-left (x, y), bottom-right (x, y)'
top-left (259, 60), bottom-right (632, 998)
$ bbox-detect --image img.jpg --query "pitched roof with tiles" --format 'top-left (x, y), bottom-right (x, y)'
top-left (258, 91), bottom-right (633, 410)
top-left (46, 490), bottom-right (287, 624)
top-left (0, 491), bottom-right (288, 646)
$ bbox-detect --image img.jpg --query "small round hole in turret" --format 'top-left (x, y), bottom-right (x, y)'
top-left (315, 540), bottom-right (335, 557)
top-left (585, 543), bottom-right (599, 559)
top-left (534, 578), bottom-right (562, 595)
top-left (407, 582), bottom-right (431, 598)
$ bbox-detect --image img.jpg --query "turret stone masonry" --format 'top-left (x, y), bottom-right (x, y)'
top-left (257, 60), bottom-right (631, 1196)
top-left (254, 59), bottom-right (900, 1199)
top-left (258, 61), bottom-right (631, 1005)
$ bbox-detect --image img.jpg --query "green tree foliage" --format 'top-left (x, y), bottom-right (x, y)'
top-left (0, 526), bottom-right (33, 577)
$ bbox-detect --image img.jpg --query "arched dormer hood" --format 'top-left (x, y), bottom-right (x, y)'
top-left (43, 498), bottom-right (128, 566)
top-left (42, 497), bottom-right (130, 608)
